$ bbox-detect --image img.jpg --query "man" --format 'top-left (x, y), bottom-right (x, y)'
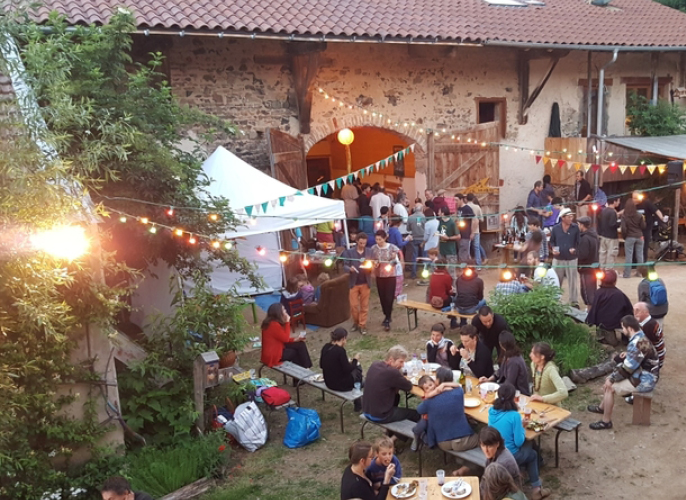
top-left (550, 207), bottom-right (580, 307)
top-left (541, 174), bottom-right (555, 204)
top-left (577, 216), bottom-right (599, 309)
top-left (587, 315), bottom-right (658, 430)
top-left (432, 189), bottom-right (448, 215)
top-left (370, 184), bottom-right (392, 220)
top-left (471, 305), bottom-right (510, 358)
top-left (586, 269), bottom-right (633, 346)
top-left (341, 179), bottom-right (360, 230)
top-left (450, 324), bottom-right (494, 379)
top-left (455, 194), bottom-right (474, 264)
top-left (633, 302), bottom-right (666, 371)
top-left (454, 268), bottom-right (486, 325)
top-left (526, 181), bottom-right (545, 220)
top-left (575, 171), bottom-right (592, 218)
top-left (342, 233), bottom-right (373, 335)
top-left (633, 191), bottom-right (666, 262)
top-left (423, 208), bottom-right (440, 255)
top-left (438, 206), bottom-right (459, 278)
top-left (393, 192), bottom-right (409, 235)
top-left (101, 477), bottom-right (153, 500)
top-left (424, 188), bottom-right (435, 211)
top-left (362, 345), bottom-right (420, 425)
top-left (522, 251), bottom-right (560, 289)
top-left (406, 203), bottom-right (425, 279)
top-left (597, 197), bottom-right (621, 268)
top-left (466, 193), bottom-right (484, 268)
top-left (637, 267), bottom-right (668, 328)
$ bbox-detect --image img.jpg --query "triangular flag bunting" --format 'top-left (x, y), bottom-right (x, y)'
top-left (348, 174), bottom-right (354, 183)
top-left (535, 155), bottom-right (542, 164)
top-left (328, 180), bottom-right (336, 191)
top-left (279, 197), bottom-right (286, 206)
top-left (639, 165), bottom-right (646, 175)
top-left (573, 162), bottom-right (582, 171)
top-left (398, 151), bottom-right (404, 161)
top-left (584, 164), bottom-right (592, 172)
top-left (287, 195), bottom-right (294, 202)
top-left (619, 165), bottom-right (627, 174)
top-left (245, 205), bottom-right (253, 216)
top-left (601, 164), bottom-right (609, 172)
top-left (558, 160), bottom-right (566, 169)
top-left (609, 164), bottom-right (617, 173)
top-left (375, 162), bottom-right (381, 171)
top-left (261, 202), bottom-right (269, 213)
top-left (543, 158), bottom-right (551, 167)
top-left (629, 166), bottom-right (638, 174)
top-left (550, 159), bottom-right (559, 168)
top-left (336, 177), bottom-right (343, 189)
top-left (254, 204), bottom-right (261, 214)
top-left (316, 185), bottom-right (322, 195)
top-left (271, 199), bottom-right (278, 208)
top-left (322, 183), bottom-right (329, 195)
top-left (647, 165), bottom-right (656, 175)
top-left (592, 164), bottom-right (600, 173)
top-left (359, 168), bottom-right (365, 178)
top-left (380, 159), bottom-right (387, 169)
top-left (410, 143), bottom-right (416, 152)
top-left (295, 191), bottom-right (303, 196)
top-left (308, 187), bottom-right (315, 195)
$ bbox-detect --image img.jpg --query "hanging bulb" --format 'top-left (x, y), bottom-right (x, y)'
top-left (501, 269), bottom-right (513, 281)
top-left (189, 235), bottom-right (197, 244)
top-left (149, 225), bottom-right (157, 234)
top-left (224, 241), bottom-right (233, 250)
top-left (535, 266), bottom-right (547, 279)
top-left (464, 268), bottom-right (474, 277)
top-left (211, 240), bottom-right (221, 249)
top-left (279, 252), bottom-right (288, 263)
top-left (648, 270), bottom-right (658, 281)
top-left (209, 213), bottom-right (219, 222)
top-left (119, 216), bottom-right (127, 223)
top-left (256, 246), bottom-right (266, 256)
top-left (166, 207), bottom-right (174, 216)
top-left (458, 220), bottom-right (467, 228)
top-left (421, 267), bottom-right (430, 279)
top-left (324, 258), bottom-right (333, 267)
top-left (250, 217), bottom-right (258, 226)
top-left (140, 217), bottom-right (149, 224)
top-left (303, 257), bottom-right (310, 267)
top-left (384, 264), bottom-right (393, 272)
top-left (595, 270), bottom-right (605, 281)
top-left (174, 228), bottom-right (184, 237)
top-left (591, 203), bottom-right (599, 212)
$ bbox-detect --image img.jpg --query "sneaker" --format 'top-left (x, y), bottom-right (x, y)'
top-left (624, 395), bottom-right (634, 405)
top-left (410, 438), bottom-right (418, 452)
top-left (350, 324), bottom-right (360, 332)
top-left (360, 327), bottom-right (368, 335)
top-left (589, 420), bottom-right (613, 430)
top-left (531, 487), bottom-right (551, 500)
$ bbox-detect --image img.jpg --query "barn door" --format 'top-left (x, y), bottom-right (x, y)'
top-left (266, 128), bottom-right (308, 189)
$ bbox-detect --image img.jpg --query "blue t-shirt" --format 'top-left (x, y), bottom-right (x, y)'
top-left (365, 455), bottom-right (402, 488)
top-left (417, 388), bottom-right (474, 448)
top-left (488, 407), bottom-right (526, 455)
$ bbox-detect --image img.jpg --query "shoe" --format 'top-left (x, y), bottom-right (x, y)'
top-left (586, 404), bottom-right (603, 414)
top-left (350, 324), bottom-right (360, 332)
top-left (410, 438), bottom-right (418, 452)
top-left (382, 320), bottom-right (390, 332)
top-left (531, 488), bottom-right (551, 500)
top-left (360, 327), bottom-right (368, 335)
top-left (624, 395), bottom-right (634, 405)
top-left (589, 420), bottom-right (613, 430)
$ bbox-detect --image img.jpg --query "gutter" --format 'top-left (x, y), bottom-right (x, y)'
top-left (483, 40), bottom-right (686, 52)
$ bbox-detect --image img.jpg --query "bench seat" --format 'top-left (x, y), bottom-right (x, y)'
top-left (443, 447), bottom-right (488, 469)
top-left (359, 415), bottom-right (423, 475)
top-left (398, 299), bottom-right (476, 331)
top-left (553, 417), bottom-right (581, 468)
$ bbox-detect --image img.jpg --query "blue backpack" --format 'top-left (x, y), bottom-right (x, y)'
top-left (649, 280), bottom-right (668, 306)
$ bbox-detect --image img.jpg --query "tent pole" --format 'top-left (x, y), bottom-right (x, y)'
top-left (343, 219), bottom-right (351, 249)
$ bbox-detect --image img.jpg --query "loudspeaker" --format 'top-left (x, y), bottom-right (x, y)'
top-left (667, 161), bottom-right (684, 183)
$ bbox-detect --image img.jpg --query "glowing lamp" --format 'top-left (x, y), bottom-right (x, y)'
top-left (376, 221), bottom-right (383, 229)
top-left (458, 220), bottom-right (467, 228)
top-left (464, 268), bottom-right (474, 277)
top-left (174, 228), bottom-right (184, 237)
top-left (189, 236), bottom-right (197, 245)
top-left (324, 258), bottom-right (333, 267)
top-left (149, 226), bottom-right (157, 234)
top-left (209, 214), bottom-right (219, 222)
top-left (30, 225), bottom-right (89, 261)
top-left (421, 268), bottom-right (430, 279)
top-left (535, 266), bottom-right (547, 279)
top-left (337, 128), bottom-right (355, 146)
top-left (480, 142), bottom-right (487, 147)
top-left (648, 270), bottom-right (658, 281)
top-left (591, 203), bottom-right (599, 212)
top-left (249, 217), bottom-right (258, 226)
top-left (637, 193), bottom-right (645, 201)
top-left (503, 214), bottom-right (509, 220)
top-left (211, 240), bottom-right (221, 249)
top-left (303, 257), bottom-right (310, 267)
top-left (362, 260), bottom-right (373, 269)
top-left (256, 246), bottom-right (266, 256)
top-left (166, 207), bottom-right (174, 216)
top-left (224, 241), bottom-right (233, 250)
top-left (119, 216), bottom-right (127, 223)
top-left (595, 270), bottom-right (605, 281)
top-left (384, 264), bottom-right (393, 272)
top-left (501, 270), bottom-right (513, 282)
top-left (279, 252), bottom-right (288, 263)
top-left (140, 217), bottom-right (149, 224)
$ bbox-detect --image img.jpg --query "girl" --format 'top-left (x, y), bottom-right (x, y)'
top-left (320, 328), bottom-right (363, 411)
top-left (371, 230), bottom-right (403, 331)
top-left (481, 463), bottom-right (527, 500)
top-left (529, 342), bottom-right (568, 405)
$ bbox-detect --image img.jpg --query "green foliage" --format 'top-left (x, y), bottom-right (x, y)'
top-left (657, 0), bottom-right (686, 11)
top-left (543, 324), bottom-right (605, 373)
top-left (626, 94), bottom-right (686, 136)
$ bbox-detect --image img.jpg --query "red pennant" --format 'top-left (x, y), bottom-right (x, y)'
top-left (639, 165), bottom-right (646, 175)
top-left (592, 164), bottom-right (600, 172)
top-left (535, 155), bottom-right (542, 164)
top-left (558, 160), bottom-right (566, 169)
top-left (609, 164), bottom-right (617, 173)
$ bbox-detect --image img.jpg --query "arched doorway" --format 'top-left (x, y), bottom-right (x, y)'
top-left (306, 126), bottom-right (425, 199)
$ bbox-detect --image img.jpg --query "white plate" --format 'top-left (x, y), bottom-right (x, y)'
top-left (441, 480), bottom-right (472, 499)
top-left (464, 396), bottom-right (481, 408)
top-left (480, 382), bottom-right (500, 392)
top-left (390, 482), bottom-right (418, 498)
top-left (426, 363), bottom-right (441, 372)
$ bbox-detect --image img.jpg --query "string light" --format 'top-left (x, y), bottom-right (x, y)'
top-left (302, 257), bottom-right (310, 267)
top-left (595, 270), bottom-right (605, 280)
top-left (174, 228), bottom-right (184, 237)
top-left (140, 217), bottom-right (149, 224)
top-left (464, 268), bottom-right (474, 277)
top-left (279, 252), bottom-right (288, 263)
top-left (224, 241), bottom-right (233, 250)
top-left (209, 214), bottom-right (219, 222)
top-left (591, 203), bottom-right (599, 212)
top-left (148, 225), bottom-right (157, 234)
top-left (166, 207), bottom-right (174, 216)
top-left (421, 267), bottom-right (430, 279)
top-left (250, 217), bottom-right (258, 226)
top-left (648, 270), bottom-right (658, 281)
top-left (119, 216), bottom-right (127, 223)
top-left (324, 257), bottom-right (334, 267)
top-left (384, 264), bottom-right (393, 273)
top-left (256, 246), bottom-right (266, 256)
top-left (189, 235), bottom-right (197, 244)
top-left (501, 269), bottom-right (513, 282)
top-left (362, 259), bottom-right (373, 269)
top-left (211, 240), bottom-right (221, 249)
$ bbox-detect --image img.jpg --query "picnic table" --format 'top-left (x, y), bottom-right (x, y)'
top-left (410, 373), bottom-right (571, 441)
top-left (492, 243), bottom-right (517, 266)
top-left (386, 476), bottom-right (480, 500)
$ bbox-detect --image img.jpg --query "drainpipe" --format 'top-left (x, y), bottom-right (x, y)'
top-left (593, 49), bottom-right (618, 213)
top-left (651, 53), bottom-right (659, 106)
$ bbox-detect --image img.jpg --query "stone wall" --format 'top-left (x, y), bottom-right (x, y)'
top-left (166, 35), bottom-right (682, 210)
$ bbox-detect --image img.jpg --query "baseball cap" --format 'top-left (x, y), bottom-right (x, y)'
top-left (577, 216), bottom-right (592, 226)
top-left (559, 207), bottom-right (575, 218)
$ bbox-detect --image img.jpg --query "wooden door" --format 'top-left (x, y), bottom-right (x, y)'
top-left (266, 128), bottom-right (307, 189)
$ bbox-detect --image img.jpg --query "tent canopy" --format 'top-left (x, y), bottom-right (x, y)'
top-left (604, 135), bottom-right (686, 160)
top-left (202, 146), bottom-right (345, 239)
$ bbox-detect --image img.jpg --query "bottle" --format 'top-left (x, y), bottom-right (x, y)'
top-left (459, 371), bottom-right (466, 389)
top-left (410, 354), bottom-right (419, 377)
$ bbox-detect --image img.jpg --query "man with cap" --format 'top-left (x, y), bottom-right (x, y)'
top-left (550, 207), bottom-right (580, 307)
top-left (577, 216), bottom-right (599, 309)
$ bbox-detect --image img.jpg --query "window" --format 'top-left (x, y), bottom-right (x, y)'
top-left (622, 77), bottom-right (671, 132)
top-left (476, 98), bottom-right (507, 137)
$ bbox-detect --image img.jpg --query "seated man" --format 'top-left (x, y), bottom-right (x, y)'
top-left (471, 305), bottom-right (510, 358)
top-left (453, 268), bottom-right (486, 326)
top-left (587, 315), bottom-right (658, 430)
top-left (586, 269), bottom-right (633, 345)
top-left (362, 345), bottom-right (420, 426)
top-left (450, 324), bottom-right (494, 379)
top-left (633, 302), bottom-right (666, 371)
top-left (494, 272), bottom-right (527, 296)
top-left (426, 322), bottom-right (458, 369)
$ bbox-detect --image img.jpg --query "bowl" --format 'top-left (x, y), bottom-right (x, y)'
top-left (480, 382), bottom-right (500, 393)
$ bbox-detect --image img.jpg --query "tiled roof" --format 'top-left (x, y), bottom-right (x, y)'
top-left (30, 0), bottom-right (686, 47)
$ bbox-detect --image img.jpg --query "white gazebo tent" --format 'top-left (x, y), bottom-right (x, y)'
top-left (203, 146), bottom-right (347, 295)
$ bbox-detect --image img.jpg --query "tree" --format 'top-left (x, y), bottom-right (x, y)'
top-left (657, 0), bottom-right (686, 12)
top-left (626, 94), bottom-right (686, 136)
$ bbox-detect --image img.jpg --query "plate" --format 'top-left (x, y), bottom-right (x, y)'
top-left (480, 382), bottom-right (500, 392)
top-left (441, 480), bottom-right (472, 499)
top-left (391, 481), bottom-right (418, 498)
top-left (464, 396), bottom-right (481, 408)
top-left (426, 363), bottom-right (441, 372)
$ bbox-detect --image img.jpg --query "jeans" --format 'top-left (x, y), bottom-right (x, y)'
top-left (624, 237), bottom-right (644, 278)
top-left (514, 442), bottom-right (541, 488)
top-left (458, 239), bottom-right (471, 263)
top-left (578, 268), bottom-right (597, 306)
top-left (471, 233), bottom-right (482, 266)
top-left (456, 299), bottom-right (488, 326)
top-left (408, 240), bottom-right (424, 278)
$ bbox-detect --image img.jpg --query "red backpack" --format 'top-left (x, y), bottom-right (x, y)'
top-left (260, 387), bottom-right (291, 406)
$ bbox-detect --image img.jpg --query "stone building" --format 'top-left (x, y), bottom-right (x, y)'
top-left (35, 0), bottom-right (686, 214)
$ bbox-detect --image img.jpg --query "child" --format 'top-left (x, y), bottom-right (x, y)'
top-left (280, 276), bottom-right (302, 312)
top-left (411, 375), bottom-right (463, 451)
top-left (296, 273), bottom-right (316, 305)
top-left (365, 436), bottom-right (403, 494)
top-left (314, 272), bottom-right (330, 303)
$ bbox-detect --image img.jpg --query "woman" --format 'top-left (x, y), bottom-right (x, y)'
top-left (315, 220), bottom-right (335, 245)
top-left (260, 303), bottom-right (312, 368)
top-left (479, 427), bottom-right (521, 489)
top-left (529, 342), bottom-right (568, 405)
top-left (480, 331), bottom-right (531, 396)
top-left (425, 323), bottom-right (456, 369)
top-left (320, 328), bottom-right (363, 411)
top-left (427, 258), bottom-right (454, 308)
top-left (620, 198), bottom-right (646, 278)
top-left (371, 229), bottom-right (403, 331)
top-left (510, 207), bottom-right (528, 241)
top-left (488, 384), bottom-right (550, 500)
top-left (481, 463), bottom-right (527, 500)
top-left (341, 441), bottom-right (394, 500)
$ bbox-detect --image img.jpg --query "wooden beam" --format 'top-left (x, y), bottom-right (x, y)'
top-left (517, 52), bottom-right (530, 125)
top-left (521, 56), bottom-right (560, 122)
top-left (436, 152), bottom-right (486, 190)
top-left (288, 43), bottom-right (325, 135)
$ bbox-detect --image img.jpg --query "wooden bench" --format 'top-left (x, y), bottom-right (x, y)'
top-left (553, 418), bottom-right (581, 468)
top-left (632, 391), bottom-right (653, 426)
top-left (398, 299), bottom-right (476, 331)
top-left (359, 415), bottom-right (424, 475)
top-left (443, 447), bottom-right (488, 469)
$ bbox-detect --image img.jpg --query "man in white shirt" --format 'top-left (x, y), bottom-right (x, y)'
top-left (423, 208), bottom-right (440, 254)
top-left (466, 193), bottom-right (484, 268)
top-left (393, 192), bottom-right (409, 235)
top-left (370, 185), bottom-right (392, 220)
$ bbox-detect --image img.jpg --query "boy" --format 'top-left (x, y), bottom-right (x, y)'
top-left (410, 375), bottom-right (462, 451)
top-left (366, 436), bottom-right (403, 494)
top-left (418, 247), bottom-right (440, 286)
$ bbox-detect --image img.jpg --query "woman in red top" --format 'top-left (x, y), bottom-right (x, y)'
top-left (428, 257), bottom-right (454, 308)
top-left (261, 303), bottom-right (313, 368)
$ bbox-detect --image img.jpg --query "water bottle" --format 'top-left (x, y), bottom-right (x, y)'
top-left (410, 354), bottom-right (419, 377)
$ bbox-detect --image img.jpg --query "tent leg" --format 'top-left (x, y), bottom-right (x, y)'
top-left (343, 219), bottom-right (351, 249)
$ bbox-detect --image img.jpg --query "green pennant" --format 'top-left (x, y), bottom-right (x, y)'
top-left (398, 151), bottom-right (404, 160)
top-left (380, 159), bottom-right (386, 168)
top-left (348, 174), bottom-right (354, 183)
top-left (308, 188), bottom-right (315, 195)
top-left (336, 177), bottom-right (343, 189)
top-left (322, 183), bottom-right (329, 194)
top-left (279, 196), bottom-right (286, 206)
top-left (245, 205), bottom-right (253, 216)
top-left (261, 202), bottom-right (269, 213)
top-left (360, 168), bottom-right (366, 178)
top-left (295, 191), bottom-right (303, 196)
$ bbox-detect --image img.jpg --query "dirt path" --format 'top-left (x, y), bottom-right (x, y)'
top-left (229, 264), bottom-right (686, 500)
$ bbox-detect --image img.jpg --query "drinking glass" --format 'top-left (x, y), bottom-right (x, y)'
top-left (436, 469), bottom-right (445, 486)
top-left (354, 382), bottom-right (361, 395)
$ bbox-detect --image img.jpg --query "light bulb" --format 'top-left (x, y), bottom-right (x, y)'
top-left (303, 258), bottom-right (310, 267)
top-left (149, 226), bottom-right (157, 234)
top-left (421, 268), bottom-right (430, 279)
top-left (174, 228), bottom-right (184, 237)
top-left (384, 264), bottom-right (393, 272)
top-left (279, 253), bottom-right (288, 263)
top-left (224, 242), bottom-right (233, 250)
top-left (140, 217), bottom-right (149, 224)
top-left (119, 216), bottom-right (127, 223)
top-left (648, 271), bottom-right (658, 281)
top-left (324, 258), bottom-right (333, 267)
top-left (211, 241), bottom-right (221, 249)
top-left (189, 236), bottom-right (197, 244)
top-left (209, 214), bottom-right (219, 222)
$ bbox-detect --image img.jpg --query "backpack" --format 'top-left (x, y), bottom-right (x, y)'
top-left (222, 401), bottom-right (267, 452)
top-left (260, 386), bottom-right (291, 406)
top-left (648, 279), bottom-right (668, 306)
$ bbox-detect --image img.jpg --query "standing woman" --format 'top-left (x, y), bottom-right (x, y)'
top-left (480, 331), bottom-right (531, 396)
top-left (341, 441), bottom-right (395, 500)
top-left (371, 229), bottom-right (403, 331)
top-left (529, 342), bottom-right (568, 405)
top-left (260, 303), bottom-right (312, 368)
top-left (620, 198), bottom-right (646, 278)
top-left (320, 327), bottom-right (363, 411)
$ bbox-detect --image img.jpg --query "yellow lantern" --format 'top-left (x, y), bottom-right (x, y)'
top-left (337, 128), bottom-right (355, 146)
